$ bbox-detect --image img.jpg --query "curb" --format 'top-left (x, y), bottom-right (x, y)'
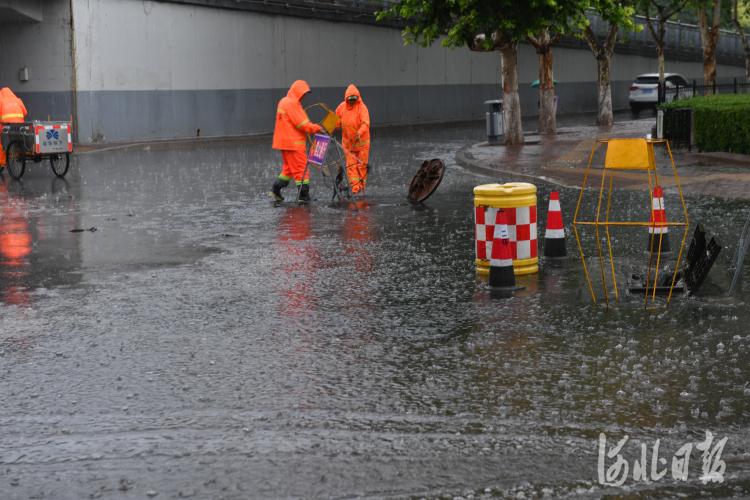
top-left (73, 133), bottom-right (274, 155)
top-left (455, 144), bottom-right (572, 188)
top-left (694, 151), bottom-right (750, 164)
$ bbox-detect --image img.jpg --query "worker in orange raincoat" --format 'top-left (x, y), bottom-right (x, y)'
top-left (335, 85), bottom-right (370, 194)
top-left (0, 88), bottom-right (27, 167)
top-left (270, 80), bottom-right (323, 203)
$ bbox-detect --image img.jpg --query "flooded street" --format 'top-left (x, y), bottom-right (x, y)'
top-left (4, 122), bottom-right (750, 499)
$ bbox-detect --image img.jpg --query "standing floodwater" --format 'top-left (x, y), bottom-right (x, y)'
top-left (2, 123), bottom-right (750, 499)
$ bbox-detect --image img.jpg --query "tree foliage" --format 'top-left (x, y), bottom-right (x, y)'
top-left (668, 0), bottom-right (737, 27)
top-left (378, 0), bottom-right (594, 50)
top-left (586, 0), bottom-right (639, 31)
top-left (636, 0), bottom-right (693, 29)
top-left (634, 0), bottom-right (694, 81)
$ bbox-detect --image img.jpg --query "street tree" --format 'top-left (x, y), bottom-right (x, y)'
top-left (697, 0), bottom-right (723, 88)
top-left (527, 29), bottom-right (566, 135)
top-left (636, 0), bottom-right (694, 83)
top-left (378, 0), bottom-right (589, 145)
top-left (581, 0), bottom-right (639, 126)
top-left (733, 0), bottom-right (750, 79)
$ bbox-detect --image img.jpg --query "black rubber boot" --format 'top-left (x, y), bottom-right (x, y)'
top-left (298, 184), bottom-right (311, 203)
top-left (269, 178), bottom-right (289, 202)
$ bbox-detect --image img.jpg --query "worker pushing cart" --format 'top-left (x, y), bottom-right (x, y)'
top-left (0, 87), bottom-right (72, 180)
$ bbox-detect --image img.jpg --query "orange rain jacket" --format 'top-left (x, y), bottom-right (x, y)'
top-left (335, 85), bottom-right (370, 152)
top-left (272, 80), bottom-right (322, 151)
top-left (0, 88), bottom-right (27, 123)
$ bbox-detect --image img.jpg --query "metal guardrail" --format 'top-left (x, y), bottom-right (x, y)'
top-left (169, 0), bottom-right (747, 65)
top-left (659, 107), bottom-right (693, 150)
top-left (236, 0), bottom-right (394, 12)
top-left (355, 3), bottom-right (748, 64)
top-left (659, 77), bottom-right (750, 103)
top-left (584, 12), bottom-right (747, 63)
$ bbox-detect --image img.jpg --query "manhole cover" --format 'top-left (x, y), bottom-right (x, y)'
top-left (407, 158), bottom-right (445, 203)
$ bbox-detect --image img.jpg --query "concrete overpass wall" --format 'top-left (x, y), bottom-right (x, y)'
top-left (0, 0), bottom-right (73, 124)
top-left (70, 0), bottom-right (505, 143)
top-left (3, 0), bottom-right (741, 143)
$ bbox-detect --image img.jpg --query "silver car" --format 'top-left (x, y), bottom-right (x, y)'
top-left (629, 73), bottom-right (693, 113)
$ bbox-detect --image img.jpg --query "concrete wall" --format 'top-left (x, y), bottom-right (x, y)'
top-left (0, 0), bottom-right (73, 123)
top-left (70, 0), bottom-right (504, 143)
top-left (2, 0), bottom-right (746, 143)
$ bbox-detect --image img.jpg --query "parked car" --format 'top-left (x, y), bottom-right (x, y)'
top-left (629, 73), bottom-right (694, 113)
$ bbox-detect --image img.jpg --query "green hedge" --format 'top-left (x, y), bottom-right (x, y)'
top-left (659, 94), bottom-right (750, 154)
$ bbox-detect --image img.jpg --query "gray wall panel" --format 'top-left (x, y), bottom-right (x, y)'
top-left (15, 91), bottom-right (72, 122)
top-left (73, 81), bottom-right (645, 142)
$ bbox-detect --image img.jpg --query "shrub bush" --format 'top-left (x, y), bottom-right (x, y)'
top-left (659, 94), bottom-right (750, 154)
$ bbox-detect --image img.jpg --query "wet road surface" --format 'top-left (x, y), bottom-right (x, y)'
top-left (3, 122), bottom-right (750, 499)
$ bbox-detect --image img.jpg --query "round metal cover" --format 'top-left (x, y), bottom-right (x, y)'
top-left (407, 159), bottom-right (445, 202)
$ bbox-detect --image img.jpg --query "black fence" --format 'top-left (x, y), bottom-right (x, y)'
top-left (660, 107), bottom-right (693, 150)
top-left (658, 77), bottom-right (750, 104)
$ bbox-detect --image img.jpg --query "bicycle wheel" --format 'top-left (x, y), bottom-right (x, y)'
top-left (6, 141), bottom-right (25, 180)
top-left (49, 153), bottom-right (69, 177)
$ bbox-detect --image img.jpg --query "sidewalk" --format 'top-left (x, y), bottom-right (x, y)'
top-left (456, 120), bottom-right (750, 200)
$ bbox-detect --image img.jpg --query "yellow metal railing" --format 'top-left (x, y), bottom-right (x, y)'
top-left (573, 138), bottom-right (689, 308)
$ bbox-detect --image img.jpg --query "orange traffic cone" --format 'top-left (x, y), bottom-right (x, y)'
top-left (647, 186), bottom-right (670, 253)
top-left (543, 191), bottom-right (567, 258)
top-left (489, 210), bottom-right (519, 290)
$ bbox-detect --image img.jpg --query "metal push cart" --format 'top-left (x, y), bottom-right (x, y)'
top-left (1, 121), bottom-right (72, 180)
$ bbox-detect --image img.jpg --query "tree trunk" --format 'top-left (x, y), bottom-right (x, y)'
top-left (702, 42), bottom-right (718, 90)
top-left (645, 15), bottom-right (668, 83)
top-left (498, 38), bottom-right (524, 145)
top-left (657, 42), bottom-right (665, 83)
top-left (733, 1), bottom-right (750, 81)
top-left (583, 24), bottom-right (617, 126)
top-left (538, 47), bottom-right (556, 135)
top-left (596, 57), bottom-right (613, 126)
top-left (527, 30), bottom-right (561, 136)
top-left (698, 2), bottom-right (722, 91)
top-left (467, 30), bottom-right (524, 145)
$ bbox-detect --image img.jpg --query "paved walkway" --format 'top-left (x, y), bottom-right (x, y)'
top-left (456, 119), bottom-right (750, 200)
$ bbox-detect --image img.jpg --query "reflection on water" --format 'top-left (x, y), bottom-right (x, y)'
top-left (275, 206), bottom-right (317, 321)
top-left (0, 173), bottom-right (82, 307)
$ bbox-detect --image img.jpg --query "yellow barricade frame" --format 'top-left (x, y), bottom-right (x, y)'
top-left (572, 138), bottom-right (689, 308)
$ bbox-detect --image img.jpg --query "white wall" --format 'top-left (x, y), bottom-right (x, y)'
top-left (72, 0), bottom-right (502, 93)
top-left (66, 0), bottom-right (748, 142)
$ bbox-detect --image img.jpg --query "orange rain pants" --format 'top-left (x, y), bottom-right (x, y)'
top-left (345, 148), bottom-right (369, 193)
top-left (279, 150), bottom-right (309, 185)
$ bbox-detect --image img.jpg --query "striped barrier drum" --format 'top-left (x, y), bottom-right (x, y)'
top-left (474, 182), bottom-right (538, 275)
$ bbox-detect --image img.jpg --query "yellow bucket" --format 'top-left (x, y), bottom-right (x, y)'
top-left (473, 182), bottom-right (538, 276)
